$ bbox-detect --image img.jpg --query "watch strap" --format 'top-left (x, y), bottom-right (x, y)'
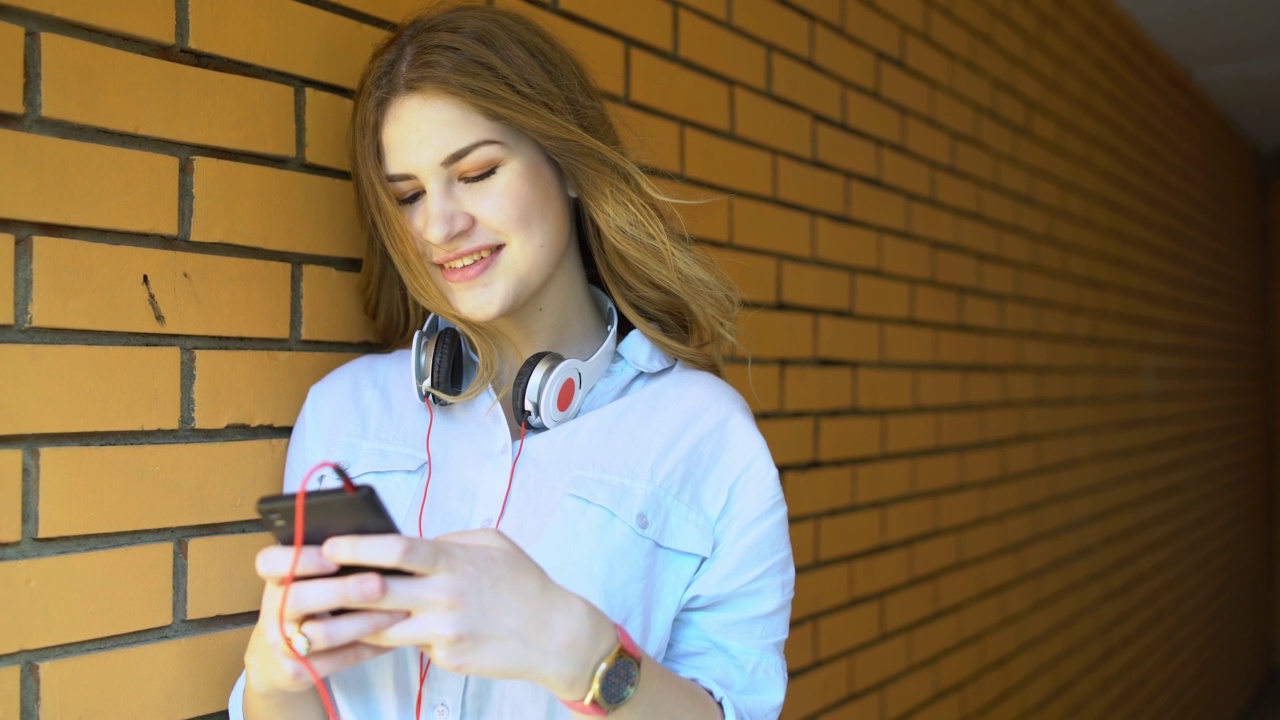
top-left (561, 623), bottom-right (641, 716)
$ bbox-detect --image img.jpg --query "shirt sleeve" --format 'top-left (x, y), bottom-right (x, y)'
top-left (660, 437), bottom-right (795, 720)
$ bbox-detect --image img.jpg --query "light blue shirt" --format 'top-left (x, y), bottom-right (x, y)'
top-left (229, 328), bottom-right (794, 719)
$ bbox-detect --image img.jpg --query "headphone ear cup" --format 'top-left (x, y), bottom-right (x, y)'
top-left (512, 351), bottom-right (553, 428)
top-left (429, 327), bottom-right (464, 404)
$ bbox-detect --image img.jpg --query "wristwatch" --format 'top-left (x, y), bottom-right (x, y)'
top-left (561, 623), bottom-right (642, 716)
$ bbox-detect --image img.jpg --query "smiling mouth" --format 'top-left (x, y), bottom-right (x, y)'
top-left (440, 247), bottom-right (498, 269)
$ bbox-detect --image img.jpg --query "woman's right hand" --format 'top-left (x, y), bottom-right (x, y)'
top-left (243, 544), bottom-right (410, 701)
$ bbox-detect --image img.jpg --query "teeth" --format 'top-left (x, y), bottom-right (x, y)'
top-left (443, 248), bottom-right (493, 269)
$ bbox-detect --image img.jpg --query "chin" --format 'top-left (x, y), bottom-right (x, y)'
top-left (443, 292), bottom-right (514, 325)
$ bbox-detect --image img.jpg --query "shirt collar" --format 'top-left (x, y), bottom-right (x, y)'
top-left (616, 328), bottom-right (677, 373)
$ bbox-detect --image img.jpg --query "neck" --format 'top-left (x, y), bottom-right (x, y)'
top-left (490, 278), bottom-right (608, 385)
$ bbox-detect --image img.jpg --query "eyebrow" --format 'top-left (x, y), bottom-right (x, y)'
top-left (384, 139), bottom-right (506, 182)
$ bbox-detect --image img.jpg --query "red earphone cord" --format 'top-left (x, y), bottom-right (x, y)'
top-left (280, 401), bottom-right (528, 720)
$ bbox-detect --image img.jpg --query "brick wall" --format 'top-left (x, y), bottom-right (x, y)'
top-left (0, 0), bottom-right (1270, 718)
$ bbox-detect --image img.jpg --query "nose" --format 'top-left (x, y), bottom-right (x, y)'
top-left (409, 186), bottom-right (473, 250)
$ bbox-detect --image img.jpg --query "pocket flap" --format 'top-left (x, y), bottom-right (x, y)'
top-left (564, 473), bottom-right (713, 558)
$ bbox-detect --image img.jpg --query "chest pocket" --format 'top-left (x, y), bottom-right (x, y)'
top-left (534, 472), bottom-right (713, 636)
top-left (330, 441), bottom-right (425, 534)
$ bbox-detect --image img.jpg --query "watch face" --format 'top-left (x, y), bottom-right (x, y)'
top-left (599, 656), bottom-right (640, 708)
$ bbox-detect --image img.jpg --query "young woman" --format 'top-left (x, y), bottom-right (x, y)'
top-left (229, 4), bottom-right (794, 718)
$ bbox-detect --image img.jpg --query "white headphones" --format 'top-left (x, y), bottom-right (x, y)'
top-left (411, 286), bottom-right (619, 430)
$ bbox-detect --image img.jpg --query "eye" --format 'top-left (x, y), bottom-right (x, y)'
top-left (396, 190), bottom-right (423, 207)
top-left (461, 165), bottom-right (499, 184)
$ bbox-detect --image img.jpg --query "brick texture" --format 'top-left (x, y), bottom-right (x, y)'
top-left (1, 1), bottom-right (1272, 717)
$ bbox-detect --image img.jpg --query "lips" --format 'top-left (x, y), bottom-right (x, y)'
top-left (436, 244), bottom-right (504, 283)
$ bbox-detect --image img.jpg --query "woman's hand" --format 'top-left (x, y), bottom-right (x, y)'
top-left (242, 544), bottom-right (410, 700)
top-left (321, 530), bottom-right (617, 700)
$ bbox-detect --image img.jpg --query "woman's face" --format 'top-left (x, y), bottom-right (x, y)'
top-left (381, 93), bottom-right (579, 325)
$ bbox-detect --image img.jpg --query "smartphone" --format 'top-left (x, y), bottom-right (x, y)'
top-left (257, 485), bottom-right (409, 576)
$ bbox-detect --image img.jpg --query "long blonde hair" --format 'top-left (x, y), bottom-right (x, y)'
top-left (350, 3), bottom-right (739, 401)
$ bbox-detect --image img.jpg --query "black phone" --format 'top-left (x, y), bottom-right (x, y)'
top-left (256, 485), bottom-right (409, 576)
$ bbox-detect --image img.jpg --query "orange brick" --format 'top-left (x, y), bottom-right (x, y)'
top-left (933, 89), bottom-right (976, 136)
top-left (929, 7), bottom-right (970, 56)
top-left (914, 285), bottom-right (958, 324)
top-left (302, 265), bottom-right (378, 343)
top-left (772, 53), bottom-right (841, 120)
top-left (675, 0), bottom-right (727, 18)
top-left (905, 33), bottom-right (950, 84)
top-left (911, 533), bottom-right (958, 576)
top-left (952, 62), bottom-right (990, 108)
top-left (784, 657), bottom-right (859, 718)
top-left (191, 158), bottom-right (362, 257)
top-left (6, 0), bottom-right (172, 43)
top-left (853, 547), bottom-right (909, 596)
top-left (873, 0), bottom-right (924, 29)
top-left (881, 234), bottom-right (931, 278)
top-left (879, 61), bottom-right (930, 116)
top-left (817, 314), bottom-right (879, 362)
top-left (818, 601), bottom-right (880, 657)
top-left (789, 0), bottom-right (841, 25)
top-left (963, 294), bottom-right (1000, 328)
top-left (918, 370), bottom-right (963, 406)
top-left (630, 48), bottom-right (729, 130)
top-left (0, 234), bottom-right (12, 326)
top-left (935, 171), bottom-right (980, 211)
top-left (0, 345), bottom-right (178, 435)
top-left (815, 216), bottom-right (877, 269)
top-left (652, 178), bottom-right (730, 242)
top-left (609, 102), bottom-right (681, 174)
top-left (783, 465), bottom-right (855, 516)
top-left (757, 416), bottom-right (815, 465)
top-left (785, 620), bottom-right (815, 669)
top-left (30, 237), bottom-right (290, 338)
top-left (778, 157), bottom-right (846, 215)
top-left (724, 361), bottom-right (781, 412)
top-left (38, 627), bottom-right (253, 719)
top-left (731, 197), bottom-right (811, 257)
top-left (844, 1), bottom-right (900, 57)
top-left (327, 0), bottom-right (440, 22)
top-left (733, 86), bottom-right (812, 157)
top-left (732, 0), bottom-right (811, 57)
top-left (683, 127), bottom-right (773, 195)
top-left (0, 22), bottom-right (22, 114)
top-left (854, 273), bottom-right (910, 318)
top-left (0, 544), bottom-right (171, 652)
top-left (813, 23), bottom-right (874, 90)
top-left (679, 9), bottom-right (767, 89)
top-left (818, 415), bottom-right (881, 461)
top-left (496, 0), bottom-right (625, 95)
top-left (884, 324), bottom-right (933, 361)
top-left (849, 180), bottom-right (908, 230)
top-left (858, 368), bottom-right (913, 409)
top-left (305, 89), bottom-right (353, 171)
top-left (194, 350), bottom-right (357, 428)
top-left (704, 245), bottom-right (778, 304)
top-left (885, 412), bottom-right (936, 452)
top-left (0, 665), bottom-right (16, 718)
top-left (791, 519), bottom-right (816, 567)
top-left (562, 0), bottom-right (672, 50)
top-left (915, 453), bottom-right (959, 492)
top-left (42, 34), bottom-right (293, 156)
top-left (954, 140), bottom-right (994, 181)
top-left (816, 122), bottom-right (876, 177)
top-left (885, 498), bottom-right (935, 543)
top-left (0, 129), bottom-right (177, 234)
top-left (190, 0), bottom-right (384, 88)
top-left (885, 664), bottom-right (933, 717)
top-left (39, 440), bottom-right (287, 537)
top-left (846, 88), bottom-right (902, 142)
top-left (935, 248), bottom-right (979, 287)
top-left (881, 147), bottom-right (931, 196)
top-left (186, 532), bottom-right (274, 618)
top-left (785, 365), bottom-right (854, 412)
top-left (912, 202), bottom-right (956, 243)
top-left (781, 261), bottom-right (851, 311)
top-left (820, 510), bottom-right (879, 563)
top-left (794, 562), bottom-right (853, 617)
top-left (906, 116), bottom-right (951, 165)
top-left (0, 451), bottom-right (19, 543)
top-left (739, 309), bottom-right (814, 359)
top-left (857, 458), bottom-right (911, 502)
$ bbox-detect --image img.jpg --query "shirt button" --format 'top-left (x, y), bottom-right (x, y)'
top-left (635, 513), bottom-right (649, 530)
top-left (434, 703), bottom-right (450, 719)
top-left (481, 517), bottom-right (494, 529)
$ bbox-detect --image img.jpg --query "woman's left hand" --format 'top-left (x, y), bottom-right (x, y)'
top-left (320, 530), bottom-right (616, 700)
